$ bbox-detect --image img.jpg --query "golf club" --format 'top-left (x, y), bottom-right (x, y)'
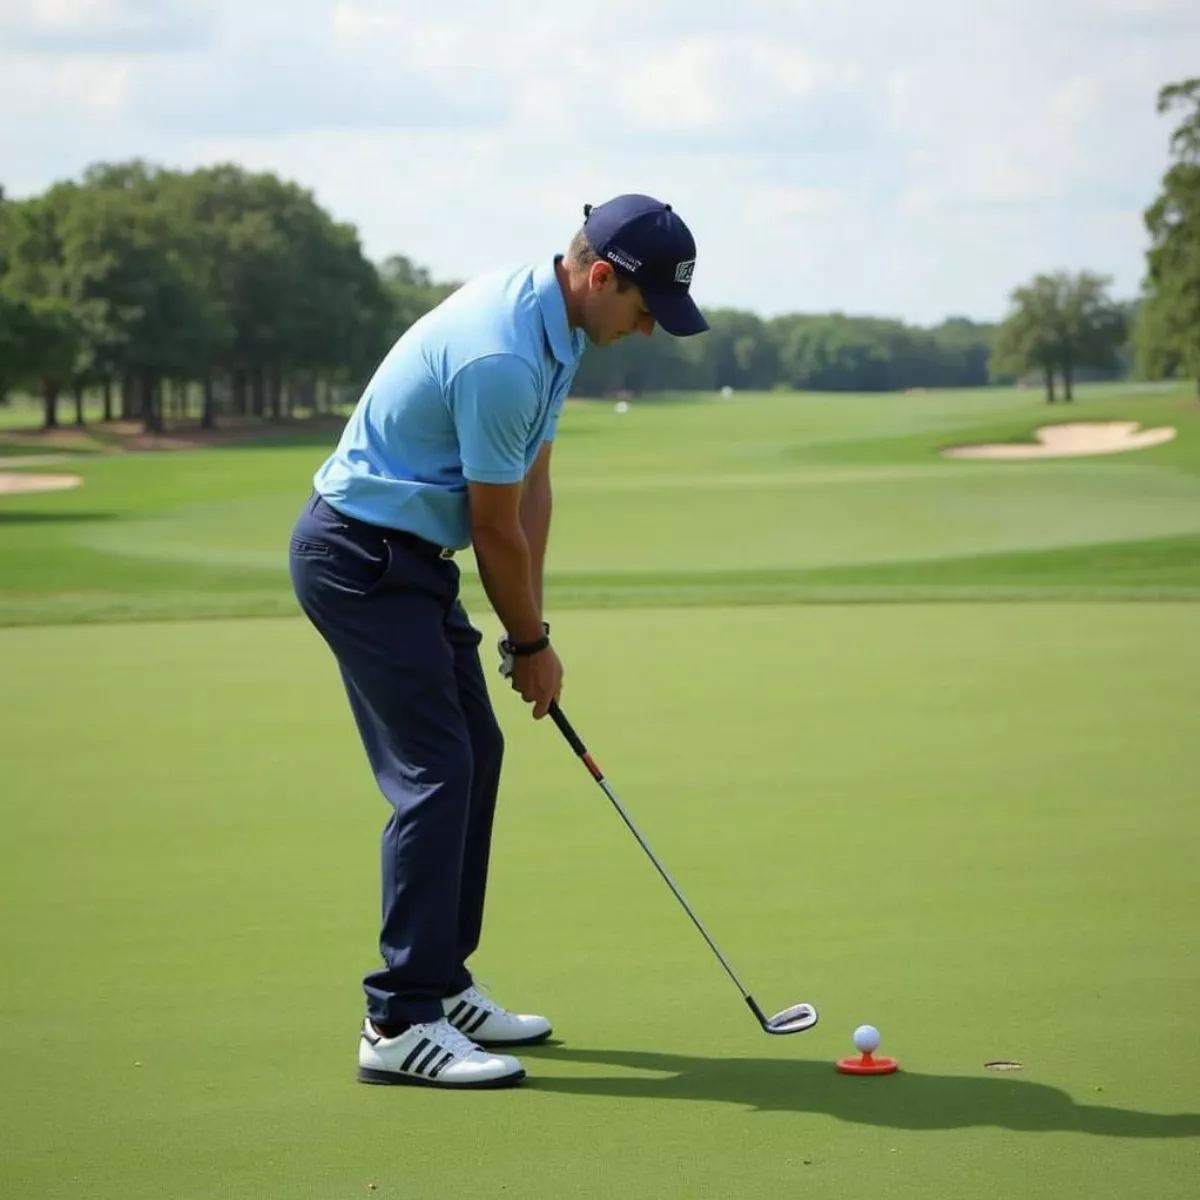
top-left (546, 700), bottom-right (819, 1036)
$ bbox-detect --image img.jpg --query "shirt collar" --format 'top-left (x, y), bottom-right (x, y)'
top-left (534, 256), bottom-right (587, 367)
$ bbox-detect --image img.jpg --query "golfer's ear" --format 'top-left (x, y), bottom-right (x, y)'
top-left (589, 260), bottom-right (614, 291)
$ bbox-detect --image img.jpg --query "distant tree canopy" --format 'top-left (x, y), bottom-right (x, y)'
top-left (5, 129), bottom-right (1190, 431)
top-left (0, 159), bottom-right (1002, 431)
top-left (1137, 77), bottom-right (1200, 393)
top-left (570, 308), bottom-right (1000, 397)
top-left (0, 160), bottom-right (402, 430)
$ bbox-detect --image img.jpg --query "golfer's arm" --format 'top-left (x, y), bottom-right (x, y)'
top-left (468, 481), bottom-right (545, 644)
top-left (520, 442), bottom-right (553, 614)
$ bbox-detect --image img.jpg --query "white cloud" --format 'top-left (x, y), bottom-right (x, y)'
top-left (611, 39), bottom-right (822, 137)
top-left (0, 51), bottom-right (131, 115)
top-left (0, 0), bottom-right (212, 50)
top-left (1103, 0), bottom-right (1189, 16)
top-left (27, 0), bottom-right (124, 28)
top-left (1, 0), bottom-right (1198, 323)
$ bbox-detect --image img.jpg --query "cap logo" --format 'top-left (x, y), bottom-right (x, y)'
top-left (674, 259), bottom-right (696, 284)
top-left (606, 248), bottom-right (643, 274)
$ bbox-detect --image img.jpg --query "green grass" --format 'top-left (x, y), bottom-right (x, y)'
top-left (2, 381), bottom-right (1199, 625)
top-left (3, 382), bottom-right (1199, 1195)
top-left (1, 607), bottom-right (1197, 1199)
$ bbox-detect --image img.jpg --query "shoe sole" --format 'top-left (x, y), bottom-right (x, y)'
top-left (473, 1027), bottom-right (553, 1048)
top-left (356, 1066), bottom-right (526, 1089)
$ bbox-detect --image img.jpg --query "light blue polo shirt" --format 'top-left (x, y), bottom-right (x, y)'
top-left (313, 257), bottom-right (587, 549)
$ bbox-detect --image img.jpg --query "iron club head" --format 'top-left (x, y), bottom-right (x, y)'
top-left (763, 1003), bottom-right (820, 1035)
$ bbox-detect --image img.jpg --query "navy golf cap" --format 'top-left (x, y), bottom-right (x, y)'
top-left (582, 194), bottom-right (709, 337)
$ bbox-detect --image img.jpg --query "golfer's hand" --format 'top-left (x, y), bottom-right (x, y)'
top-left (511, 645), bottom-right (564, 720)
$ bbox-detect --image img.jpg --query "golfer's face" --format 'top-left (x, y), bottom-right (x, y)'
top-left (589, 268), bottom-right (656, 345)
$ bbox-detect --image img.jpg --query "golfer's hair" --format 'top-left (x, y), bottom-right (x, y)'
top-left (566, 229), bottom-right (636, 291)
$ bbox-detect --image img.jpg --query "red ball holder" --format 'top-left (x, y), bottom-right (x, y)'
top-left (836, 1050), bottom-right (899, 1075)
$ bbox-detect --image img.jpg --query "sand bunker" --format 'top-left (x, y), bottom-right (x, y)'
top-left (0, 472), bottom-right (83, 494)
top-left (943, 421), bottom-right (1177, 461)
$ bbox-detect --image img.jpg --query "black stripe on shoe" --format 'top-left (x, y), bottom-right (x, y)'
top-left (451, 1003), bottom-right (477, 1030)
top-left (447, 1001), bottom-right (469, 1022)
top-left (428, 1051), bottom-right (455, 1079)
top-left (400, 1038), bottom-right (431, 1073)
top-left (465, 1007), bottom-right (492, 1035)
top-left (414, 1044), bottom-right (443, 1076)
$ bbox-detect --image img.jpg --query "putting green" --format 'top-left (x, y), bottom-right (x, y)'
top-left (2, 606), bottom-right (1197, 1199)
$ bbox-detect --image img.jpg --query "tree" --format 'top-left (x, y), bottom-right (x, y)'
top-left (380, 254), bottom-right (432, 288)
top-left (20, 297), bottom-right (83, 427)
top-left (59, 170), bottom-right (230, 433)
top-left (379, 252), bottom-right (458, 340)
top-left (1135, 289), bottom-right (1185, 380)
top-left (1057, 273), bottom-right (1127, 399)
top-left (175, 164), bottom-right (392, 423)
top-left (703, 309), bottom-right (777, 391)
top-left (1158, 77), bottom-right (1200, 163)
top-left (0, 190), bottom-right (89, 427)
top-left (1139, 79), bottom-right (1200, 394)
top-left (990, 272), bottom-right (1125, 403)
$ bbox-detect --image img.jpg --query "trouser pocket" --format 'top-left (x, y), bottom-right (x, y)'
top-left (289, 503), bottom-right (390, 601)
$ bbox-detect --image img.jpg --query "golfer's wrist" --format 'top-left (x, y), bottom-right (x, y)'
top-left (507, 621), bottom-right (550, 655)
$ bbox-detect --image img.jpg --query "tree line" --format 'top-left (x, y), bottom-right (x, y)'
top-left (0, 161), bottom-right (1002, 430)
top-left (0, 162), bottom-right (420, 431)
top-left (0, 77), bottom-right (1196, 430)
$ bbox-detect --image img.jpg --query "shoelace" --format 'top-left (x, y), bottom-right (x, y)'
top-left (460, 985), bottom-right (502, 1015)
top-left (425, 1019), bottom-right (482, 1060)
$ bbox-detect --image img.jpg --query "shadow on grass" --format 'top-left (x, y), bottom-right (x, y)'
top-left (520, 1046), bottom-right (1200, 1137)
top-left (0, 510), bottom-right (115, 524)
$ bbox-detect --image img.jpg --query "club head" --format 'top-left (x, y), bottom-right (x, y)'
top-left (764, 1003), bottom-right (819, 1035)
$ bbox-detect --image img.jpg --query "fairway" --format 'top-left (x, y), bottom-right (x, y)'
top-left (2, 384), bottom-right (1200, 626)
top-left (2, 384), bottom-right (1199, 1198)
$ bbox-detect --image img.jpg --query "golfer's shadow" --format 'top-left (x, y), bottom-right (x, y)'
top-left (521, 1045), bottom-right (1200, 1138)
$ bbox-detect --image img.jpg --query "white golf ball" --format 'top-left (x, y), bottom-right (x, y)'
top-left (614, 400), bottom-right (629, 414)
top-left (853, 1024), bottom-right (881, 1053)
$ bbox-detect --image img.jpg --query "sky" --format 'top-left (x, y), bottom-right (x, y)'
top-left (1, 0), bottom-right (1198, 326)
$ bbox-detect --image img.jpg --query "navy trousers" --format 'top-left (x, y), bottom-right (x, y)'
top-left (288, 493), bottom-right (503, 1025)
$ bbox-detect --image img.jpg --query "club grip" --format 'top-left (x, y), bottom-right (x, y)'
top-left (548, 701), bottom-right (588, 758)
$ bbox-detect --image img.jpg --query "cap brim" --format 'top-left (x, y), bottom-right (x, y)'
top-left (644, 290), bottom-right (709, 337)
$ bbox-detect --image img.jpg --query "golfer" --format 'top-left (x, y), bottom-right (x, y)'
top-left (289, 194), bottom-right (708, 1089)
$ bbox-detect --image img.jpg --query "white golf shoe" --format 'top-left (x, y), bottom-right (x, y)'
top-left (356, 1017), bottom-right (525, 1089)
top-left (442, 985), bottom-right (553, 1047)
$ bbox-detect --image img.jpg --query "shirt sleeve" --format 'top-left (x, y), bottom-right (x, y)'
top-left (449, 354), bottom-right (540, 484)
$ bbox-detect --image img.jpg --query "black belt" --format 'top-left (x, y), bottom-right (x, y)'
top-left (385, 527), bottom-right (457, 561)
top-left (316, 495), bottom-right (456, 560)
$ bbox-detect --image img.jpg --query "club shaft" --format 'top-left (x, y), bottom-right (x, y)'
top-left (548, 702), bottom-right (759, 1013)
